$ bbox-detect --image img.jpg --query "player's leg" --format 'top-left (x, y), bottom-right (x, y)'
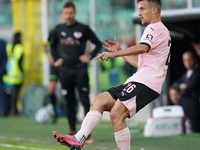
top-left (110, 100), bottom-right (131, 150)
top-left (59, 69), bottom-right (77, 134)
top-left (64, 87), bottom-right (77, 134)
top-left (75, 67), bottom-right (92, 142)
top-left (107, 83), bottom-right (132, 150)
top-left (52, 91), bottom-right (115, 148)
top-left (49, 66), bottom-right (59, 123)
top-left (108, 82), bottom-right (160, 150)
top-left (75, 67), bottom-right (90, 117)
top-left (48, 80), bottom-right (58, 107)
top-left (48, 80), bottom-right (58, 123)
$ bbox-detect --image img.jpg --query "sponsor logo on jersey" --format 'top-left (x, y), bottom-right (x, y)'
top-left (73, 31), bottom-right (82, 39)
top-left (60, 37), bottom-right (80, 45)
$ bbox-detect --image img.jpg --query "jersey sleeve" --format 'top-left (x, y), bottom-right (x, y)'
top-left (48, 30), bottom-right (54, 42)
top-left (42, 30), bottom-right (54, 45)
top-left (85, 26), bottom-right (102, 59)
top-left (50, 26), bottom-right (60, 61)
top-left (139, 25), bottom-right (158, 52)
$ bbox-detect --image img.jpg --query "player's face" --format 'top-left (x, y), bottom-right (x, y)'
top-left (138, 0), bottom-right (153, 25)
top-left (183, 53), bottom-right (197, 70)
top-left (63, 7), bottom-right (76, 26)
top-left (59, 11), bottom-right (66, 23)
top-left (169, 89), bottom-right (180, 105)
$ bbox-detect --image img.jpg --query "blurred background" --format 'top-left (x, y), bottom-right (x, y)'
top-left (0, 0), bottom-right (200, 122)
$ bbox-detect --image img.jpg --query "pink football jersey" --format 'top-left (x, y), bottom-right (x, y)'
top-left (125, 22), bottom-right (171, 94)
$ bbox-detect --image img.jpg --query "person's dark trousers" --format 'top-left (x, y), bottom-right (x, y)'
top-left (0, 81), bottom-right (8, 116)
top-left (59, 66), bottom-right (90, 133)
top-left (190, 116), bottom-right (200, 133)
top-left (6, 84), bottom-right (22, 116)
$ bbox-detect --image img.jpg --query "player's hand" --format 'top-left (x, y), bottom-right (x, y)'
top-left (41, 43), bottom-right (48, 54)
top-left (179, 83), bottom-right (187, 90)
top-left (94, 51), bottom-right (116, 61)
top-left (79, 53), bottom-right (90, 64)
top-left (102, 37), bottom-right (122, 52)
top-left (54, 58), bottom-right (64, 67)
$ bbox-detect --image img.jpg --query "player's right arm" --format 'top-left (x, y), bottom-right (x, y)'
top-left (50, 26), bottom-right (60, 64)
top-left (122, 55), bottom-right (138, 68)
top-left (42, 41), bottom-right (55, 66)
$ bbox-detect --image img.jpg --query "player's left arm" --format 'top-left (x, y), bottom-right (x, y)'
top-left (122, 55), bottom-right (138, 68)
top-left (79, 26), bottom-right (102, 64)
top-left (50, 26), bottom-right (60, 63)
top-left (42, 31), bottom-right (56, 66)
top-left (85, 26), bottom-right (102, 59)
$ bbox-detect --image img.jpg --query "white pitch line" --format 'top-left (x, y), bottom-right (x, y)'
top-left (0, 136), bottom-right (53, 145)
top-left (0, 144), bottom-right (54, 150)
top-left (0, 136), bottom-right (118, 150)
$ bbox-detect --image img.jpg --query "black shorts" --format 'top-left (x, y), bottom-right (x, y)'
top-left (59, 66), bottom-right (90, 103)
top-left (107, 82), bottom-right (159, 117)
top-left (50, 65), bottom-right (59, 80)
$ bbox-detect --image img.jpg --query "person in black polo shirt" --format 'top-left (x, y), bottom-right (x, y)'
top-left (50, 1), bottom-right (102, 143)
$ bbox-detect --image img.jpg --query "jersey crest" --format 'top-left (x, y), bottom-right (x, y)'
top-left (74, 31), bottom-right (82, 39)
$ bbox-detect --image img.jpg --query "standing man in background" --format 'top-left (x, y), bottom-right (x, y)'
top-left (172, 51), bottom-right (200, 132)
top-left (0, 38), bottom-right (7, 116)
top-left (50, 1), bottom-right (102, 143)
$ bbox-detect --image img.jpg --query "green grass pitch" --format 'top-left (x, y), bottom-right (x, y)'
top-left (0, 116), bottom-right (200, 150)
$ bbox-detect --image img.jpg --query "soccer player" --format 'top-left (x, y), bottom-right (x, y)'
top-left (52, 0), bottom-right (171, 150)
top-left (50, 1), bottom-right (102, 143)
top-left (42, 12), bottom-right (67, 124)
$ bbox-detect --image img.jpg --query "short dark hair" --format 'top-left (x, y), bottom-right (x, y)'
top-left (137, 0), bottom-right (161, 13)
top-left (63, 1), bottom-right (76, 10)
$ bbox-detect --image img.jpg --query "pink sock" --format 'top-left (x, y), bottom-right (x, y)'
top-left (114, 127), bottom-right (131, 150)
top-left (77, 111), bottom-right (102, 138)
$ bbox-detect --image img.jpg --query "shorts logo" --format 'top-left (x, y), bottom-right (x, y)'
top-left (121, 83), bottom-right (136, 96)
